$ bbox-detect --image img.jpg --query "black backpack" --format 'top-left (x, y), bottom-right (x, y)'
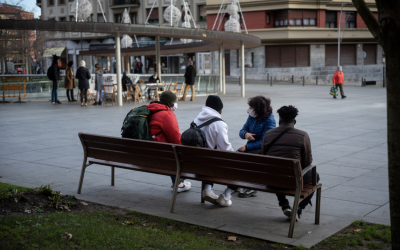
top-left (47, 65), bottom-right (53, 81)
top-left (181, 118), bottom-right (223, 147)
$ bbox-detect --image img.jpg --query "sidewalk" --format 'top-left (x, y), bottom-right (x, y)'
top-left (0, 83), bottom-right (389, 248)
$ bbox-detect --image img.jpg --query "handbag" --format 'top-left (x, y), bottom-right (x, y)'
top-left (330, 85), bottom-right (338, 96)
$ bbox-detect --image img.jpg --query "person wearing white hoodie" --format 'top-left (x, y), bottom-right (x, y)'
top-left (193, 95), bottom-right (236, 207)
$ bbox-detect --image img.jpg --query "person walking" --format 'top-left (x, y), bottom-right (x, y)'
top-left (94, 63), bottom-right (104, 106)
top-left (179, 61), bottom-right (196, 102)
top-left (47, 55), bottom-right (61, 104)
top-left (145, 60), bottom-right (149, 74)
top-left (147, 91), bottom-right (191, 192)
top-left (75, 60), bottom-right (91, 107)
top-left (136, 58), bottom-right (143, 74)
top-left (147, 72), bottom-right (161, 100)
top-left (332, 66), bottom-right (346, 99)
top-left (237, 96), bottom-right (276, 198)
top-left (261, 105), bottom-right (319, 219)
top-left (64, 61), bottom-right (77, 102)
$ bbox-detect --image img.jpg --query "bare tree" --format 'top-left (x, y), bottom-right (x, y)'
top-left (352, 0), bottom-right (400, 248)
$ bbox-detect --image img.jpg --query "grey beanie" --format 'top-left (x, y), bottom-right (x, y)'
top-left (160, 91), bottom-right (177, 104)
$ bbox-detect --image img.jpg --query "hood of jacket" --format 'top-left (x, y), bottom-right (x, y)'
top-left (95, 68), bottom-right (103, 74)
top-left (52, 55), bottom-right (59, 65)
top-left (147, 102), bottom-right (171, 113)
top-left (194, 106), bottom-right (222, 124)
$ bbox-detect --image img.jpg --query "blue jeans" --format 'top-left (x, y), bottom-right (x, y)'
top-left (52, 80), bottom-right (58, 102)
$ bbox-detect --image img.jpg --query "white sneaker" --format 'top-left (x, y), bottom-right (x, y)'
top-left (202, 190), bottom-right (219, 205)
top-left (216, 194), bottom-right (232, 207)
top-left (283, 208), bottom-right (292, 218)
top-left (52, 102), bottom-right (55, 104)
top-left (171, 181), bottom-right (191, 193)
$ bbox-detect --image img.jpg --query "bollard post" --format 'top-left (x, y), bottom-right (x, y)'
top-left (303, 76), bottom-right (305, 86)
top-left (267, 73), bottom-right (269, 82)
top-left (316, 76), bottom-right (318, 85)
top-left (270, 76), bottom-right (272, 86)
top-left (292, 75), bottom-right (294, 83)
top-left (383, 66), bottom-right (385, 88)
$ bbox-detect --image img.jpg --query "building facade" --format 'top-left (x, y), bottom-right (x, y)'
top-left (37, 0), bottom-right (209, 74)
top-left (206, 0), bottom-right (384, 86)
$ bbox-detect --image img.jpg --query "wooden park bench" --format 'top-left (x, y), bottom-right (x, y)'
top-left (77, 133), bottom-right (322, 238)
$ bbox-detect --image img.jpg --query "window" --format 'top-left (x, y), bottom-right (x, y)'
top-left (115, 14), bottom-right (122, 23)
top-left (310, 18), bottom-right (316, 25)
top-left (267, 13), bottom-right (270, 24)
top-left (289, 19), bottom-right (295, 25)
top-left (59, 0), bottom-right (65, 4)
top-left (303, 18), bottom-right (309, 25)
top-left (59, 17), bottom-right (66, 21)
top-left (130, 12), bottom-right (137, 24)
top-left (69, 15), bottom-right (75, 21)
top-left (49, 0), bottom-right (54, 6)
top-left (296, 19), bottom-right (302, 25)
top-left (85, 14), bottom-right (93, 22)
top-left (326, 11), bottom-right (337, 28)
top-left (98, 14), bottom-right (106, 23)
top-left (199, 5), bottom-right (206, 21)
top-left (265, 45), bottom-right (309, 68)
top-left (274, 10), bottom-right (316, 27)
top-left (275, 20), bottom-right (279, 26)
top-left (345, 12), bottom-right (356, 28)
top-left (274, 10), bottom-right (288, 27)
top-left (146, 8), bottom-right (159, 24)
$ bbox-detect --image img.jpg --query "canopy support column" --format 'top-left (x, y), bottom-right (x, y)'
top-left (240, 41), bottom-right (245, 97)
top-left (115, 34), bottom-right (123, 106)
top-left (222, 43), bottom-right (226, 94)
top-left (156, 36), bottom-right (161, 81)
top-left (219, 45), bottom-right (223, 93)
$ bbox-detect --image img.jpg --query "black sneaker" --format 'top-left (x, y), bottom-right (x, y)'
top-left (56, 100), bottom-right (62, 104)
top-left (342, 96), bottom-right (347, 99)
top-left (297, 207), bottom-right (303, 220)
top-left (238, 189), bottom-right (257, 198)
top-left (93, 102), bottom-right (98, 106)
top-left (333, 95), bottom-right (337, 99)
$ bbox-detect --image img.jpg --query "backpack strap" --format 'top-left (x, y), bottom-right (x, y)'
top-left (264, 127), bottom-right (292, 154)
top-left (196, 118), bottom-right (224, 129)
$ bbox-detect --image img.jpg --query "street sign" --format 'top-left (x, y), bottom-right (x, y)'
top-left (362, 51), bottom-right (367, 58)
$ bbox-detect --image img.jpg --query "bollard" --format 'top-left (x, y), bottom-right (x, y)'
top-left (267, 73), bottom-right (269, 82)
top-left (270, 76), bottom-right (272, 86)
top-left (383, 66), bottom-right (385, 88)
top-left (303, 76), bottom-right (305, 86)
top-left (292, 75), bottom-right (294, 83)
top-left (316, 76), bottom-right (318, 85)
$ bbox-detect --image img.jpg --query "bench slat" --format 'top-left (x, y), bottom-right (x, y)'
top-left (86, 148), bottom-right (176, 171)
top-left (178, 154), bottom-right (295, 176)
top-left (176, 145), bottom-right (298, 168)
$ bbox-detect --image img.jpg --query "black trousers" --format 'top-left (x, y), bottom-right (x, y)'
top-left (66, 89), bottom-right (74, 101)
top-left (276, 173), bottom-right (320, 210)
top-left (80, 88), bottom-right (88, 103)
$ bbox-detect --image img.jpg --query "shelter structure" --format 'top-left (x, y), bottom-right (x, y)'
top-left (0, 19), bottom-right (261, 105)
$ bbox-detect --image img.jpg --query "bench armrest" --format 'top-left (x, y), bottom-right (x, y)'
top-left (302, 164), bottom-right (317, 185)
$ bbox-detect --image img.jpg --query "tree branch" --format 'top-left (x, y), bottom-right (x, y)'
top-left (352, 0), bottom-right (381, 41)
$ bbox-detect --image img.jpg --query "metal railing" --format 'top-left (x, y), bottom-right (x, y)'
top-left (0, 74), bottom-right (220, 102)
top-left (36, 0), bottom-right (42, 4)
top-left (110, 0), bottom-right (139, 6)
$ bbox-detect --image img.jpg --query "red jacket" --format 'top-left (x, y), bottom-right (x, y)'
top-left (147, 102), bottom-right (181, 145)
top-left (332, 70), bottom-right (344, 84)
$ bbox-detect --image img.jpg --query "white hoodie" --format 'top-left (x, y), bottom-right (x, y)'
top-left (193, 106), bottom-right (234, 152)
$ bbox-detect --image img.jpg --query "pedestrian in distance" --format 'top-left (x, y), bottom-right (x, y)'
top-left (136, 58), bottom-right (143, 74)
top-left (47, 55), bottom-right (62, 104)
top-left (64, 61), bottom-right (77, 102)
top-left (237, 96), bottom-right (276, 198)
top-left (75, 60), bottom-right (91, 107)
top-left (332, 66), bottom-right (347, 99)
top-left (147, 91), bottom-right (191, 192)
top-left (179, 61), bottom-right (196, 102)
top-left (145, 60), bottom-right (149, 74)
top-left (261, 105), bottom-right (319, 219)
top-left (193, 95), bottom-right (236, 207)
top-left (94, 63), bottom-right (104, 106)
top-left (147, 72), bottom-right (162, 100)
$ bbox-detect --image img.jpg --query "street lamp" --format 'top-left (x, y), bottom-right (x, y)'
top-left (338, 2), bottom-right (353, 67)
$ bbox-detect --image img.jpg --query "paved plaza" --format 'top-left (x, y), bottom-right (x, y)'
top-left (0, 84), bottom-right (389, 247)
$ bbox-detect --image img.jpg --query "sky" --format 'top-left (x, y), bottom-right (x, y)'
top-left (2, 0), bottom-right (41, 18)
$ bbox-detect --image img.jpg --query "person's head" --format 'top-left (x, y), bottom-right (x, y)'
top-left (206, 95), bottom-right (223, 114)
top-left (277, 105), bottom-right (299, 125)
top-left (153, 73), bottom-right (158, 78)
top-left (188, 61), bottom-right (193, 66)
top-left (95, 63), bottom-right (102, 70)
top-left (67, 61), bottom-right (73, 68)
top-left (247, 96), bottom-right (272, 120)
top-left (80, 60), bottom-right (86, 67)
top-left (338, 66), bottom-right (342, 72)
top-left (160, 91), bottom-right (177, 109)
top-left (123, 71), bottom-right (127, 77)
top-left (52, 55), bottom-right (59, 64)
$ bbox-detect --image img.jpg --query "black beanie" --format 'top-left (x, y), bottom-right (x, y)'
top-left (160, 91), bottom-right (177, 104)
top-left (206, 95), bottom-right (223, 112)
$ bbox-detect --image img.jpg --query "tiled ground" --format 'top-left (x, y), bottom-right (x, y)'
top-left (0, 83), bottom-right (388, 247)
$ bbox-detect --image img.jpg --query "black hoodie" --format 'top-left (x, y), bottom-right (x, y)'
top-left (47, 55), bottom-right (61, 81)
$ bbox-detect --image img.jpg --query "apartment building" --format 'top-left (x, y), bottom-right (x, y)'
top-left (206, 0), bottom-right (384, 85)
top-left (37, 0), bottom-right (210, 74)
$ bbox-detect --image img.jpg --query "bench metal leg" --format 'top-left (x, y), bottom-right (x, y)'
top-left (315, 187), bottom-right (321, 225)
top-left (111, 167), bottom-right (115, 186)
top-left (201, 181), bottom-right (205, 203)
top-left (170, 146), bottom-right (182, 213)
top-left (288, 193), bottom-right (300, 238)
top-left (77, 158), bottom-right (92, 194)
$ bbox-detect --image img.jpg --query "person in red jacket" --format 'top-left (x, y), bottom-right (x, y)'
top-left (332, 66), bottom-right (347, 99)
top-left (147, 91), bottom-right (191, 192)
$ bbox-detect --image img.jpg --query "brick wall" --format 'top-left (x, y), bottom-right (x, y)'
top-left (317, 10), bottom-right (326, 28)
top-left (207, 14), bottom-right (224, 30)
top-left (357, 12), bottom-right (378, 28)
top-left (241, 11), bottom-right (267, 29)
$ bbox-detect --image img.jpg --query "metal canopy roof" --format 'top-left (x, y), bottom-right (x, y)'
top-left (42, 47), bottom-right (66, 57)
top-left (0, 19), bottom-right (261, 55)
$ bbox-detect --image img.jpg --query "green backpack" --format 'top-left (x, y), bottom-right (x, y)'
top-left (121, 106), bottom-right (153, 140)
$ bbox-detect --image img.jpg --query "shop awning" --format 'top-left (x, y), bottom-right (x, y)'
top-left (43, 47), bottom-right (66, 57)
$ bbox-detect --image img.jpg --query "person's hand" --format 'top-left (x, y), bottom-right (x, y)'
top-left (245, 133), bottom-right (256, 140)
top-left (238, 145), bottom-right (246, 152)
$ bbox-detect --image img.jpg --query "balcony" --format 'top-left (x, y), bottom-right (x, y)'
top-left (36, 0), bottom-right (41, 6)
top-left (110, 0), bottom-right (140, 8)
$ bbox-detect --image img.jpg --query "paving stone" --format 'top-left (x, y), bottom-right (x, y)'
top-left (365, 203), bottom-right (390, 220)
top-left (322, 185), bottom-right (389, 206)
top-left (341, 175), bottom-right (389, 192)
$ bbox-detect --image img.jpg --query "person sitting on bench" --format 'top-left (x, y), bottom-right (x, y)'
top-left (147, 73), bottom-right (162, 100)
top-left (261, 105), bottom-right (320, 219)
top-left (193, 95), bottom-right (236, 207)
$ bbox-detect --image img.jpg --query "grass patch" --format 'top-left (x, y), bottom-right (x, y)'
top-left (0, 183), bottom-right (30, 193)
